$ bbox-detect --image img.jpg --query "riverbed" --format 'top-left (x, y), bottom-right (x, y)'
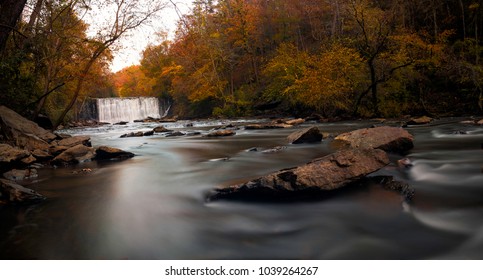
top-left (1, 118), bottom-right (482, 259)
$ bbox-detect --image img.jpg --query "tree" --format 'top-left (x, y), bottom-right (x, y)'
top-left (0, 0), bottom-right (28, 53)
top-left (346, 0), bottom-right (414, 116)
top-left (32, 0), bottom-right (91, 119)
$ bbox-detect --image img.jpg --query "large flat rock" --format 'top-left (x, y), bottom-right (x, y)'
top-left (209, 148), bottom-right (389, 201)
top-left (56, 135), bottom-right (91, 147)
top-left (0, 106), bottom-right (57, 147)
top-left (334, 126), bottom-right (414, 153)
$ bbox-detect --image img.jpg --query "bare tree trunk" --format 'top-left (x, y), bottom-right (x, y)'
top-left (459, 0), bottom-right (466, 39)
top-left (431, 0), bottom-right (438, 39)
top-left (369, 59), bottom-right (380, 116)
top-left (26, 0), bottom-right (44, 34)
top-left (0, 0), bottom-right (28, 52)
top-left (331, 0), bottom-right (341, 39)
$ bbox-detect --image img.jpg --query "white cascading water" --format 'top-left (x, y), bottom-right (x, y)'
top-left (96, 97), bottom-right (161, 123)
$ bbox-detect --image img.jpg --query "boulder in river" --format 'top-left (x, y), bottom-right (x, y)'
top-left (52, 144), bottom-right (96, 166)
top-left (143, 130), bottom-right (154, 136)
top-left (287, 126), bottom-right (323, 144)
top-left (334, 126), bottom-right (414, 153)
top-left (153, 126), bottom-right (172, 133)
top-left (56, 135), bottom-right (91, 148)
top-left (208, 148), bottom-right (389, 201)
top-left (95, 146), bottom-right (135, 161)
top-left (284, 118), bottom-right (305, 126)
top-left (407, 116), bottom-right (433, 125)
top-left (120, 131), bottom-right (145, 138)
top-left (0, 178), bottom-right (45, 204)
top-left (206, 130), bottom-right (236, 137)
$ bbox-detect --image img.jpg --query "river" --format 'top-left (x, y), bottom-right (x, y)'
top-left (1, 118), bottom-right (482, 259)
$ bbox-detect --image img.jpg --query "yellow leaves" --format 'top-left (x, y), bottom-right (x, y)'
top-left (210, 32), bottom-right (221, 39)
top-left (160, 63), bottom-right (184, 77)
top-left (293, 45), bottom-right (364, 113)
top-left (263, 42), bottom-right (364, 114)
top-left (469, 3), bottom-right (480, 10)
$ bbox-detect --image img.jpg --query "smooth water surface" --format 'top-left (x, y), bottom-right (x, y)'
top-left (1, 118), bottom-right (482, 259)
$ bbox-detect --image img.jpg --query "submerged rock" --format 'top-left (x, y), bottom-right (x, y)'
top-left (166, 131), bottom-right (186, 137)
top-left (334, 126), bottom-right (414, 153)
top-left (95, 146), bottom-right (135, 160)
top-left (397, 158), bottom-right (413, 169)
top-left (284, 118), bottom-right (305, 126)
top-left (0, 178), bottom-right (45, 204)
top-left (3, 169), bottom-right (38, 181)
top-left (244, 123), bottom-right (292, 130)
top-left (261, 146), bottom-right (286, 154)
top-left (208, 148), bottom-right (389, 201)
top-left (366, 176), bottom-right (415, 202)
top-left (287, 126), bottom-right (323, 144)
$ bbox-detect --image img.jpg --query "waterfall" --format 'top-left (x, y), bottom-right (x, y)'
top-left (93, 97), bottom-right (163, 123)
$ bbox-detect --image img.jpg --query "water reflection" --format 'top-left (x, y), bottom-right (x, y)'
top-left (0, 119), bottom-right (482, 259)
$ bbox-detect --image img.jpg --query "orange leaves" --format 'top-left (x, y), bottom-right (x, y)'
top-left (113, 65), bottom-right (155, 97)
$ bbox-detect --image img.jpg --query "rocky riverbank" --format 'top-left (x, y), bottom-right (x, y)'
top-left (0, 106), bottom-right (134, 204)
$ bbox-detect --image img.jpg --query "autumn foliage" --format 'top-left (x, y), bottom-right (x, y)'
top-left (118, 0), bottom-right (482, 118)
top-left (1, 0), bottom-right (482, 121)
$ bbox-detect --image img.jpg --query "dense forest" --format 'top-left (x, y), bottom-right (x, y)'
top-left (1, 0), bottom-right (483, 124)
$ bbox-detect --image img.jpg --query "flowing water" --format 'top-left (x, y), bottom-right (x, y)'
top-left (1, 118), bottom-right (482, 259)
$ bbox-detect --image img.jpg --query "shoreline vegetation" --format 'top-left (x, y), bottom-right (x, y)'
top-left (0, 0), bottom-right (482, 127)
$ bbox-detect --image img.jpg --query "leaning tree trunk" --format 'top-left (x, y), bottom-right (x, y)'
top-left (0, 0), bottom-right (28, 52)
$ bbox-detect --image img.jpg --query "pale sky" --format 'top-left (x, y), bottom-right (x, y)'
top-left (109, 0), bottom-right (193, 72)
